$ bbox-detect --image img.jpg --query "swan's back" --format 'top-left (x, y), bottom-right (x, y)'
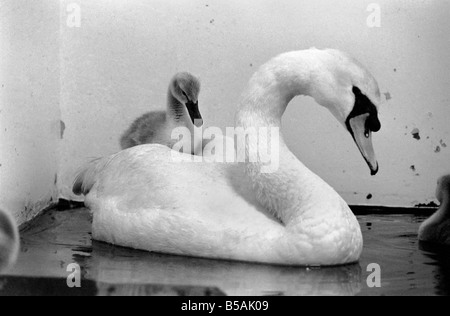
top-left (73, 156), bottom-right (116, 196)
top-left (0, 208), bottom-right (19, 272)
top-left (72, 145), bottom-right (300, 263)
top-left (73, 143), bottom-right (360, 265)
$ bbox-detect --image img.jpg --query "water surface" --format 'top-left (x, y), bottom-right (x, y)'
top-left (4, 209), bottom-right (449, 296)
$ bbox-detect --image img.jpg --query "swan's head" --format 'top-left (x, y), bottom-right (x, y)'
top-left (436, 175), bottom-right (450, 203)
top-left (308, 49), bottom-right (382, 175)
top-left (0, 208), bottom-right (19, 272)
top-left (170, 72), bottom-right (203, 127)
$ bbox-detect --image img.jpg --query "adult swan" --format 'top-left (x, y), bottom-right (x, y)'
top-left (74, 48), bottom-right (382, 266)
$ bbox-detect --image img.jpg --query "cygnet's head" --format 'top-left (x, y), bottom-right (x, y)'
top-left (0, 208), bottom-right (19, 272)
top-left (436, 175), bottom-right (450, 203)
top-left (170, 72), bottom-right (203, 127)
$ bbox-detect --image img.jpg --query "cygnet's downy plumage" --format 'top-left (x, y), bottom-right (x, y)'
top-left (120, 72), bottom-right (203, 154)
top-left (419, 175), bottom-right (450, 246)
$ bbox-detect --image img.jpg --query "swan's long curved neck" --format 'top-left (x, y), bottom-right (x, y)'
top-left (236, 53), bottom-right (340, 225)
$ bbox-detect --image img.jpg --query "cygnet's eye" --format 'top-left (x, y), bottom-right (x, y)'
top-left (181, 90), bottom-right (190, 103)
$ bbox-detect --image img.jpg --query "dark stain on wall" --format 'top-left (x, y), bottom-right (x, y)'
top-left (60, 120), bottom-right (66, 139)
top-left (411, 128), bottom-right (420, 140)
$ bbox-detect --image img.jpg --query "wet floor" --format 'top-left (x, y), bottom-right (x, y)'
top-left (1, 207), bottom-right (449, 296)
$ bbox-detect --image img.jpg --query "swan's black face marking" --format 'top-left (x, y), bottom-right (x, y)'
top-left (346, 86), bottom-right (381, 175)
top-left (182, 91), bottom-right (203, 127)
top-left (346, 87), bottom-right (381, 134)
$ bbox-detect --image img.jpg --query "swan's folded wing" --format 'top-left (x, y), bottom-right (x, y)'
top-left (73, 156), bottom-right (115, 196)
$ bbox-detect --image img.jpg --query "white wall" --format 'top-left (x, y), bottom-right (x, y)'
top-left (59, 0), bottom-right (450, 206)
top-left (0, 0), bottom-right (61, 225)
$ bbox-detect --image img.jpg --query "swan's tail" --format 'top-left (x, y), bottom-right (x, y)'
top-left (73, 157), bottom-right (112, 196)
top-left (0, 208), bottom-right (19, 272)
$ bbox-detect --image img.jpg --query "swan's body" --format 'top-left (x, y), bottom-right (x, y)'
top-left (75, 48), bottom-right (381, 266)
top-left (0, 208), bottom-right (19, 272)
top-left (419, 175), bottom-right (450, 245)
top-left (120, 72), bottom-right (203, 154)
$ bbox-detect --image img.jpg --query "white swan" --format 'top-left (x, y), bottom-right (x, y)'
top-left (419, 175), bottom-right (450, 245)
top-left (0, 208), bottom-right (19, 272)
top-left (120, 72), bottom-right (203, 154)
top-left (74, 48), bottom-right (381, 266)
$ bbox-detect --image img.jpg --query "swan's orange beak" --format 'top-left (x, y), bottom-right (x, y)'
top-left (348, 113), bottom-right (379, 175)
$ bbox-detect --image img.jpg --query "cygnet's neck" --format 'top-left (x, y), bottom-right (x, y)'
top-left (235, 52), bottom-right (341, 225)
top-left (167, 88), bottom-right (191, 127)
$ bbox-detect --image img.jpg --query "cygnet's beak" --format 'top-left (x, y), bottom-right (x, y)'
top-left (348, 113), bottom-right (379, 176)
top-left (186, 101), bottom-right (203, 127)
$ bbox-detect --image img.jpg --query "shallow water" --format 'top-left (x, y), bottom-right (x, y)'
top-left (358, 214), bottom-right (450, 296)
top-left (3, 208), bottom-right (450, 296)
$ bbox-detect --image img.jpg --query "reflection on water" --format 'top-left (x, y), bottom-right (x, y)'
top-left (80, 241), bottom-right (362, 296)
top-left (6, 208), bottom-right (450, 296)
top-left (419, 241), bottom-right (450, 296)
top-left (358, 214), bottom-right (450, 296)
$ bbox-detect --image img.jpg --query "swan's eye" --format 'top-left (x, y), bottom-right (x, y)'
top-left (367, 114), bottom-right (381, 132)
top-left (350, 86), bottom-right (381, 133)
